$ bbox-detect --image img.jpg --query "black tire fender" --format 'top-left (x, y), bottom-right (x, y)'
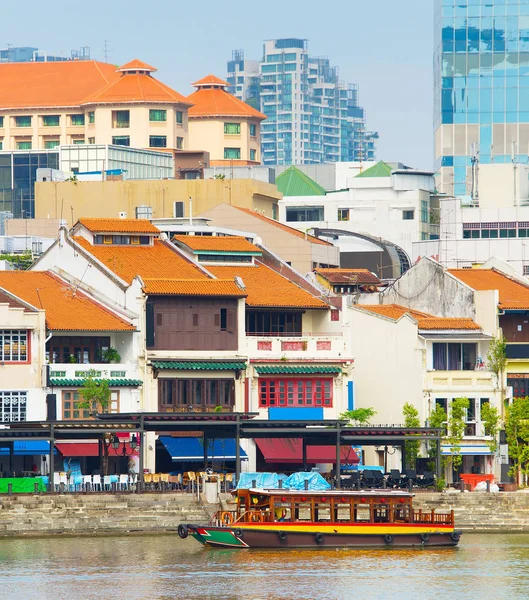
top-left (234, 528), bottom-right (244, 538)
top-left (315, 532), bottom-right (324, 544)
top-left (278, 530), bottom-right (287, 541)
top-left (384, 534), bottom-right (393, 545)
top-left (177, 524), bottom-right (189, 539)
top-left (451, 532), bottom-right (461, 543)
top-left (420, 533), bottom-right (429, 543)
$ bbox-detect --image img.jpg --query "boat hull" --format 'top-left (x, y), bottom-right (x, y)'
top-left (186, 524), bottom-right (461, 549)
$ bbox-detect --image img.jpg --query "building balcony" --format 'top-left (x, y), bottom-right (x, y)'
top-left (426, 370), bottom-right (495, 390)
top-left (47, 363), bottom-right (141, 387)
top-left (247, 333), bottom-right (344, 358)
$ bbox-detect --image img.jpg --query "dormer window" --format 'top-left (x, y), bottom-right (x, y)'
top-left (94, 235), bottom-right (151, 245)
top-left (197, 253), bottom-right (253, 263)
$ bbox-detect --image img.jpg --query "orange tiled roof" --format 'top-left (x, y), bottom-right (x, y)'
top-left (192, 74), bottom-right (230, 87)
top-left (315, 268), bottom-right (381, 285)
top-left (73, 237), bottom-right (209, 284)
top-left (448, 268), bottom-right (529, 310)
top-left (188, 82), bottom-right (266, 119)
top-left (0, 60), bottom-right (120, 109)
top-left (207, 263), bottom-right (328, 309)
top-left (235, 207), bottom-right (333, 247)
top-left (118, 59), bottom-right (157, 73)
top-left (142, 278), bottom-right (247, 297)
top-left (357, 304), bottom-right (480, 330)
top-left (173, 235), bottom-right (261, 253)
top-left (77, 218), bottom-right (160, 234)
top-left (0, 271), bottom-right (134, 331)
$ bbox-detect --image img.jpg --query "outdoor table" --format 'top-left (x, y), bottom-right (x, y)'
top-left (0, 477), bottom-right (46, 493)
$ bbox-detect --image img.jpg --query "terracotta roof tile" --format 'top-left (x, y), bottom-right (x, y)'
top-left (0, 60), bottom-right (120, 109)
top-left (0, 271), bottom-right (134, 331)
top-left (188, 85), bottom-right (266, 119)
top-left (357, 304), bottom-right (480, 330)
top-left (173, 235), bottom-right (261, 253)
top-left (207, 263), bottom-right (328, 309)
top-left (234, 207), bottom-right (333, 246)
top-left (315, 268), bottom-right (381, 285)
top-left (73, 237), bottom-right (208, 284)
top-left (142, 278), bottom-right (247, 297)
top-left (77, 218), bottom-right (160, 234)
top-left (448, 268), bottom-right (529, 310)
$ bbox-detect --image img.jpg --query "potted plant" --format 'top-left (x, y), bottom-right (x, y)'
top-left (102, 347), bottom-right (121, 364)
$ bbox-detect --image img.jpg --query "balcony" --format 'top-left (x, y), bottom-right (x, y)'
top-left (47, 363), bottom-right (141, 387)
top-left (426, 370), bottom-right (495, 390)
top-left (247, 333), bottom-right (344, 358)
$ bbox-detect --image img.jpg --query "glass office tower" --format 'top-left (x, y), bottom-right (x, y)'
top-left (434, 0), bottom-right (529, 196)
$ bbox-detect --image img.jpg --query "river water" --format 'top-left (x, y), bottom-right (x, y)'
top-left (0, 533), bottom-right (528, 599)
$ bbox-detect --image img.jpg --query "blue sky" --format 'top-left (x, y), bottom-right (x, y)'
top-left (5, 0), bottom-right (434, 168)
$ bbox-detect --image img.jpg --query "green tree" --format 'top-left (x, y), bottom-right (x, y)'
top-left (446, 397), bottom-right (470, 472)
top-left (403, 402), bottom-right (421, 469)
top-left (487, 335), bottom-right (507, 415)
top-left (339, 408), bottom-right (377, 426)
top-left (428, 403), bottom-right (447, 470)
top-left (481, 401), bottom-right (501, 455)
top-left (505, 396), bottom-right (529, 485)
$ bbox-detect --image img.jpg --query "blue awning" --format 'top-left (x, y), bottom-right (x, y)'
top-left (0, 441), bottom-right (55, 456)
top-left (159, 436), bottom-right (248, 462)
top-left (441, 445), bottom-right (493, 456)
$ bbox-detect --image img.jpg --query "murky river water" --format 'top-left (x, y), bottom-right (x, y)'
top-left (0, 533), bottom-right (528, 599)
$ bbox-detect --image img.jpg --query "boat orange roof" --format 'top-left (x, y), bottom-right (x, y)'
top-left (76, 218), bottom-right (160, 234)
top-left (0, 271), bottom-right (134, 331)
top-left (142, 278), bottom-right (247, 297)
top-left (0, 60), bottom-right (120, 109)
top-left (173, 235), bottom-right (261, 253)
top-left (188, 75), bottom-right (266, 119)
top-left (357, 304), bottom-right (480, 330)
top-left (448, 268), bottom-right (529, 310)
top-left (73, 237), bottom-right (209, 284)
top-left (207, 263), bottom-right (328, 309)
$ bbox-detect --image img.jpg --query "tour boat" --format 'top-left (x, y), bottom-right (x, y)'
top-left (178, 488), bottom-right (462, 549)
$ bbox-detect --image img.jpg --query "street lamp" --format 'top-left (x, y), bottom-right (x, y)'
top-left (111, 433), bottom-right (139, 456)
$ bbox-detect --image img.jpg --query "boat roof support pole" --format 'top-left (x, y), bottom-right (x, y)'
top-left (435, 434), bottom-right (441, 480)
top-left (335, 424), bottom-right (341, 489)
top-left (235, 416), bottom-right (241, 486)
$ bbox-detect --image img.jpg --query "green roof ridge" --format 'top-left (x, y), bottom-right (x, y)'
top-left (276, 166), bottom-right (327, 197)
top-left (355, 161), bottom-right (392, 178)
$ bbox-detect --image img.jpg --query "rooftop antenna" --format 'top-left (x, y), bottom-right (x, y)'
top-left (470, 143), bottom-right (479, 205)
top-left (103, 40), bottom-right (110, 63)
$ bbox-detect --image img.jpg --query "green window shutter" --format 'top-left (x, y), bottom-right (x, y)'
top-left (70, 114), bottom-right (85, 126)
top-left (43, 115), bottom-right (60, 127)
top-left (44, 140), bottom-right (60, 149)
top-left (16, 141), bottom-right (32, 150)
top-left (224, 123), bottom-right (241, 135)
top-left (224, 147), bottom-right (241, 159)
top-left (149, 109), bottom-right (167, 122)
top-left (15, 116), bottom-right (32, 127)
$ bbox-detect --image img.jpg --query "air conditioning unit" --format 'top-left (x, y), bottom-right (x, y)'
top-left (118, 212), bottom-right (127, 219)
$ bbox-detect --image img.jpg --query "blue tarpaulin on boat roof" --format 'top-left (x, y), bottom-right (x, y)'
top-left (283, 472), bottom-right (331, 491)
top-left (236, 472), bottom-right (280, 489)
top-left (0, 441), bottom-right (55, 456)
top-left (159, 436), bottom-right (248, 462)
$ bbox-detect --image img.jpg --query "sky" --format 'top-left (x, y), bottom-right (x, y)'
top-left (4, 0), bottom-right (434, 169)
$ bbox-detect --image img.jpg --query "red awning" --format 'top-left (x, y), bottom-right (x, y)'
top-left (255, 438), bottom-right (359, 464)
top-left (55, 442), bottom-right (138, 457)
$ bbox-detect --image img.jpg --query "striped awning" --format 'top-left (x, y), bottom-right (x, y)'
top-left (441, 445), bottom-right (493, 456)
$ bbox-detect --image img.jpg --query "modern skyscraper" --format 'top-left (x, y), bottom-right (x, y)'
top-left (434, 0), bottom-right (529, 197)
top-left (227, 39), bottom-right (377, 165)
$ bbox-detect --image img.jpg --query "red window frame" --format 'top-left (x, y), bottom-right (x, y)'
top-left (259, 378), bottom-right (333, 408)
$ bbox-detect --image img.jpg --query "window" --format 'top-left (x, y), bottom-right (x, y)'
top-left (112, 136), bottom-right (130, 146)
top-left (259, 378), bottom-right (333, 407)
top-left (0, 330), bottom-right (28, 361)
top-left (250, 148), bottom-right (256, 161)
top-left (0, 116), bottom-right (4, 128)
top-left (524, 265), bottom-right (529, 276)
top-left (158, 379), bottom-right (235, 410)
top-left (88, 112), bottom-right (95, 124)
top-left (176, 111), bottom-right (183, 124)
top-left (15, 116), bottom-right (31, 127)
top-left (224, 147), bottom-right (241, 159)
top-left (149, 109), bottom-right (167, 122)
top-left (44, 139), bottom-right (60, 149)
top-left (88, 137), bottom-right (95, 144)
top-left (0, 140), bottom-right (2, 150)
top-left (70, 114), bottom-right (85, 126)
top-left (224, 123), bottom-right (241, 135)
top-left (402, 210), bottom-right (415, 220)
top-left (176, 137), bottom-right (183, 149)
top-left (42, 115), bottom-right (60, 127)
top-left (421, 200), bottom-right (429, 223)
top-left (286, 206), bottom-right (324, 222)
top-left (246, 310), bottom-right (302, 336)
top-left (220, 308), bottom-right (228, 331)
top-left (0, 391), bottom-right (27, 422)
top-left (72, 139), bottom-right (85, 145)
top-left (16, 140), bottom-right (31, 150)
top-left (433, 343), bottom-right (477, 371)
top-left (174, 201), bottom-right (184, 218)
top-left (250, 123), bottom-right (257, 137)
top-left (150, 135), bottom-right (167, 148)
top-left (112, 110), bottom-right (130, 128)
top-left (338, 208), bottom-right (350, 222)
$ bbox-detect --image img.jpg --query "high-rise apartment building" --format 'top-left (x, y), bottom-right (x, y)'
top-left (0, 46), bottom-right (91, 63)
top-left (227, 39), bottom-right (377, 165)
top-left (434, 0), bottom-right (529, 196)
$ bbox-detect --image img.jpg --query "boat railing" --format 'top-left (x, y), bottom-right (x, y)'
top-left (412, 509), bottom-right (454, 526)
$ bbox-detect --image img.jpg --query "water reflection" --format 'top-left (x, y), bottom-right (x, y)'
top-left (1, 534), bottom-right (529, 599)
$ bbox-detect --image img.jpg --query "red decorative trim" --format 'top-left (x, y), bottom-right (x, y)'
top-left (316, 341), bottom-right (331, 351)
top-left (257, 341), bottom-right (272, 351)
top-left (281, 341), bottom-right (307, 352)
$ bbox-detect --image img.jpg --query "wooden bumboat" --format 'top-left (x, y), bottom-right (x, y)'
top-left (180, 488), bottom-right (462, 549)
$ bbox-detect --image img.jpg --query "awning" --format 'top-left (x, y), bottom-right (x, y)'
top-left (254, 365), bottom-right (342, 375)
top-left (0, 441), bottom-right (55, 456)
top-left (55, 442), bottom-right (138, 457)
top-left (255, 438), bottom-right (359, 464)
top-left (49, 378), bottom-right (143, 386)
top-left (159, 436), bottom-right (248, 461)
top-left (441, 445), bottom-right (493, 456)
top-left (152, 361), bottom-right (246, 370)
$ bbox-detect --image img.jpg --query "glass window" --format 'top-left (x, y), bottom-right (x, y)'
top-left (149, 136), bottom-right (167, 148)
top-left (224, 123), bottom-right (241, 135)
top-left (338, 208), bottom-right (350, 221)
top-left (0, 116), bottom-right (4, 128)
top-left (72, 139), bottom-right (85, 145)
top-left (250, 123), bottom-right (257, 137)
top-left (70, 114), bottom-right (85, 126)
top-left (224, 147), bottom-right (241, 159)
top-left (149, 109), bottom-right (167, 122)
top-left (250, 148), bottom-right (256, 161)
top-left (0, 391), bottom-right (27, 422)
top-left (421, 200), bottom-right (429, 223)
top-left (112, 110), bottom-right (130, 128)
top-left (176, 111), bottom-right (183, 124)
top-left (0, 330), bottom-right (28, 361)
top-left (88, 112), bottom-right (95, 124)
top-left (176, 137), bottom-right (183, 149)
top-left (15, 116), bottom-right (31, 127)
top-left (112, 136), bottom-right (130, 146)
top-left (286, 206), bottom-right (324, 222)
top-left (16, 140), bottom-right (31, 150)
top-left (88, 137), bottom-right (95, 144)
top-left (433, 343), bottom-right (476, 371)
top-left (259, 378), bottom-right (333, 407)
top-left (403, 210), bottom-right (415, 220)
top-left (42, 115), bottom-right (60, 127)
top-left (44, 140), bottom-right (60, 149)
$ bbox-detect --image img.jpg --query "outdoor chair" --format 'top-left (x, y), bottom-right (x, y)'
top-left (160, 473), bottom-right (169, 491)
top-left (103, 475), bottom-right (112, 491)
top-left (418, 471), bottom-right (435, 488)
top-left (388, 469), bottom-right (403, 488)
top-left (405, 470), bottom-right (418, 487)
top-left (118, 474), bottom-right (129, 491)
top-left (361, 471), bottom-right (378, 488)
top-left (92, 474), bottom-right (102, 491)
top-left (372, 470), bottom-right (385, 488)
top-left (144, 473), bottom-right (153, 491)
top-left (82, 475), bottom-right (92, 492)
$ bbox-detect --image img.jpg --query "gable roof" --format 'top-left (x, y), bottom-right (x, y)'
top-left (76, 218), bottom-right (159, 234)
top-left (355, 161), bottom-right (393, 178)
top-left (234, 207), bottom-right (333, 246)
top-left (142, 278), bottom-right (247, 297)
top-left (207, 263), bottom-right (328, 309)
top-left (0, 60), bottom-right (120, 109)
top-left (315, 268), bottom-right (381, 285)
top-left (73, 237), bottom-right (208, 284)
top-left (173, 235), bottom-right (261, 254)
top-left (448, 268), bottom-right (529, 310)
top-left (0, 271), bottom-right (134, 331)
top-left (276, 166), bottom-right (327, 197)
top-left (357, 304), bottom-right (480, 330)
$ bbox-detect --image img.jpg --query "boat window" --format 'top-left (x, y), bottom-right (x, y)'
top-left (314, 499), bottom-right (331, 522)
top-left (393, 502), bottom-right (410, 523)
top-left (353, 502), bottom-right (371, 523)
top-left (373, 502), bottom-right (390, 523)
top-left (335, 499), bottom-right (352, 522)
top-left (292, 500), bottom-right (313, 522)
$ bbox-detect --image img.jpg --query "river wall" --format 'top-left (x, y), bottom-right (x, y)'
top-left (1, 491), bottom-right (529, 537)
